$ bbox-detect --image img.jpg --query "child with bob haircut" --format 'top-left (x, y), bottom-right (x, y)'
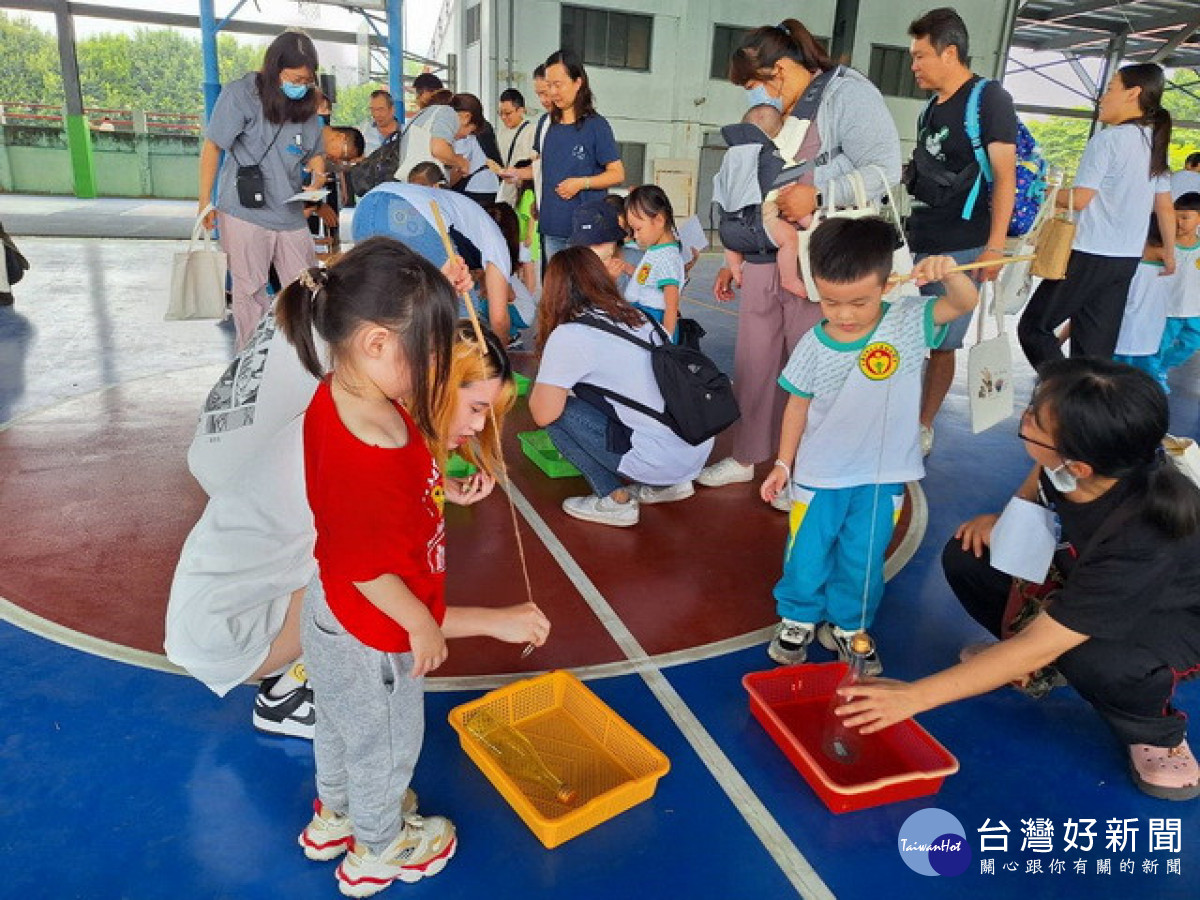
top-left (760, 216), bottom-right (978, 673)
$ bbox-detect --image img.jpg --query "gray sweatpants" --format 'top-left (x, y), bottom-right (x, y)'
top-left (302, 575), bottom-right (424, 855)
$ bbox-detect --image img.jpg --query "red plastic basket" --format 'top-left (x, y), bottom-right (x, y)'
top-left (743, 662), bottom-right (959, 814)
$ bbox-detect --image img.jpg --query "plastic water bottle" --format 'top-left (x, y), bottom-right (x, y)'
top-left (465, 711), bottom-right (578, 804)
top-left (820, 632), bottom-right (875, 765)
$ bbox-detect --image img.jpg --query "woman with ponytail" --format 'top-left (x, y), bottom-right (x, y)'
top-left (1019, 63), bottom-right (1176, 367)
top-left (840, 358), bottom-right (1200, 801)
top-left (700, 18), bottom-right (903, 496)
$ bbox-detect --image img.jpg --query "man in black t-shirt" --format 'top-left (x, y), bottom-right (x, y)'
top-left (904, 9), bottom-right (1017, 455)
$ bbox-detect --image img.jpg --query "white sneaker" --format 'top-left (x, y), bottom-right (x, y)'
top-left (767, 619), bottom-right (815, 666)
top-left (562, 494), bottom-right (640, 527)
top-left (697, 457), bottom-right (754, 487)
top-left (629, 481), bottom-right (695, 504)
top-left (336, 814), bottom-right (457, 896)
top-left (299, 791), bottom-right (419, 862)
top-left (920, 425), bottom-right (935, 457)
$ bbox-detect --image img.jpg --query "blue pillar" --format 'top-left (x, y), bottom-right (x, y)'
top-left (199, 0), bottom-right (221, 124)
top-left (386, 0), bottom-right (405, 123)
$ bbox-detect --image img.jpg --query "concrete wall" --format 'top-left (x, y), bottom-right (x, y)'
top-left (0, 124), bottom-right (201, 199)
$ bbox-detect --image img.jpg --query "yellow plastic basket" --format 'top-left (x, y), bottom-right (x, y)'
top-left (447, 670), bottom-right (670, 848)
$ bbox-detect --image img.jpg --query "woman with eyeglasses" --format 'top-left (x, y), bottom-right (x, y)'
top-left (836, 358), bottom-right (1200, 801)
top-left (198, 31), bottom-right (327, 349)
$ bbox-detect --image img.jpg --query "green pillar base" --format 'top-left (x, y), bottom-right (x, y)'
top-left (64, 113), bottom-right (98, 199)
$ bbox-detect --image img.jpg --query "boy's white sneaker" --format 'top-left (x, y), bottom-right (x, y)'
top-left (817, 623), bottom-right (883, 676)
top-left (697, 457), bottom-right (754, 487)
top-left (336, 814), bottom-right (457, 896)
top-left (768, 619), bottom-right (815, 666)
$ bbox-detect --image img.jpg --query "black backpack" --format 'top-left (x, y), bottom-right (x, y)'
top-left (349, 131), bottom-right (402, 199)
top-left (574, 315), bottom-right (739, 446)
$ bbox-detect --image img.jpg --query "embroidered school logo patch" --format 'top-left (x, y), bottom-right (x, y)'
top-left (859, 342), bottom-right (900, 380)
top-left (897, 808), bottom-right (971, 876)
top-left (636, 263), bottom-right (651, 285)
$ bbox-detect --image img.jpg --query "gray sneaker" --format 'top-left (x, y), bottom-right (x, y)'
top-left (768, 619), bottom-right (815, 666)
top-left (562, 494), bottom-right (640, 527)
top-left (817, 623), bottom-right (883, 676)
top-left (629, 481), bottom-right (695, 505)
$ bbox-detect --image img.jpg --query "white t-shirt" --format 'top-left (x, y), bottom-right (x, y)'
top-left (1165, 241), bottom-right (1200, 318)
top-left (536, 316), bottom-right (713, 485)
top-left (496, 119), bottom-right (535, 206)
top-left (1073, 124), bottom-right (1171, 257)
top-left (166, 313), bottom-right (322, 695)
top-left (779, 299), bottom-right (945, 489)
top-left (1115, 260), bottom-right (1169, 356)
top-left (623, 243), bottom-right (685, 313)
top-left (1170, 169), bottom-right (1200, 200)
top-left (455, 134), bottom-right (501, 194)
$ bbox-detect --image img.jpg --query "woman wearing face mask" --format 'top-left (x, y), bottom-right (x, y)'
top-left (198, 31), bottom-right (327, 349)
top-left (839, 358), bottom-right (1200, 801)
top-left (699, 19), bottom-right (902, 500)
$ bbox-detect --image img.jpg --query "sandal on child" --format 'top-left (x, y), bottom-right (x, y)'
top-left (1129, 740), bottom-right (1200, 801)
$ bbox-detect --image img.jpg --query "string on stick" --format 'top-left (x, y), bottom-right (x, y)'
top-left (429, 201), bottom-right (541, 659)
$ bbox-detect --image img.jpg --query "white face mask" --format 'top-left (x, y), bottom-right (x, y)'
top-left (1045, 462), bottom-right (1078, 493)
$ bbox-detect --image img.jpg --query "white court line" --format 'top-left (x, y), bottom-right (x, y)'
top-left (503, 482), bottom-right (834, 900)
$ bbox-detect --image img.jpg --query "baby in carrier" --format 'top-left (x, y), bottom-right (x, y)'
top-left (716, 104), bottom-right (810, 298)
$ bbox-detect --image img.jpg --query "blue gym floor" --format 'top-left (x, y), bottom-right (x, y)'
top-left (1, 207), bottom-right (1198, 899)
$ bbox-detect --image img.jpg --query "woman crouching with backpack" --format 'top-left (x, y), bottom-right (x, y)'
top-left (529, 246), bottom-right (714, 527)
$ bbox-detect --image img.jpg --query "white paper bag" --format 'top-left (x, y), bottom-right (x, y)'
top-left (1164, 435), bottom-right (1200, 488)
top-left (989, 497), bottom-right (1057, 583)
top-left (968, 283), bottom-right (1015, 434)
top-left (166, 208), bottom-right (227, 321)
top-left (798, 167), bottom-right (917, 303)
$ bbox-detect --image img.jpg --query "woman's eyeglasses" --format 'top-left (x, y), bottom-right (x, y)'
top-left (1016, 406), bottom-right (1061, 453)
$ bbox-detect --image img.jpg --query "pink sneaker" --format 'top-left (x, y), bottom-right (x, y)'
top-left (1129, 740), bottom-right (1200, 801)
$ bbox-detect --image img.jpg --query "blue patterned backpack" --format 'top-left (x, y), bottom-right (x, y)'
top-left (963, 79), bottom-right (1047, 237)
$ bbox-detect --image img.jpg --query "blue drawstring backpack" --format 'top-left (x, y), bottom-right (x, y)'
top-left (959, 79), bottom-right (1047, 237)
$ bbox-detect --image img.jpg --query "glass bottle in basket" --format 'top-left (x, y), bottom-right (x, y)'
top-left (466, 711), bottom-right (578, 804)
top-left (820, 632), bottom-right (874, 765)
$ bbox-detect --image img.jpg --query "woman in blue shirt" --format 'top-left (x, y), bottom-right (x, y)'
top-left (531, 49), bottom-right (625, 262)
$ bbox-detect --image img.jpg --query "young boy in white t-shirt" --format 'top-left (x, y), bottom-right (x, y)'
top-left (1145, 191), bottom-right (1200, 390)
top-left (759, 216), bottom-right (978, 673)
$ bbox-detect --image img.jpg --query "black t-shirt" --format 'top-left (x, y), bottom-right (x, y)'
top-left (906, 76), bottom-right (1018, 253)
top-left (1040, 473), bottom-right (1200, 667)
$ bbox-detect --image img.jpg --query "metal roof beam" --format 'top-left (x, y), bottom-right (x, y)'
top-left (1149, 13), bottom-right (1200, 63)
top-left (1017, 0), bottom-right (1127, 25)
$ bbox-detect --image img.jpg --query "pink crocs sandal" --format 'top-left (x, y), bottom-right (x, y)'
top-left (1129, 740), bottom-right (1200, 801)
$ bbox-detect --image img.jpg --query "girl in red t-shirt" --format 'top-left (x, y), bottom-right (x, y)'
top-left (276, 238), bottom-right (547, 897)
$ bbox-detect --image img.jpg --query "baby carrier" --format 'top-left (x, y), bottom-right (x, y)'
top-left (712, 67), bottom-right (841, 255)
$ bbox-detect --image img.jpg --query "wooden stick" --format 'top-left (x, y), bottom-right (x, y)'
top-left (888, 253), bottom-right (1036, 286)
top-left (428, 199), bottom-right (543, 660)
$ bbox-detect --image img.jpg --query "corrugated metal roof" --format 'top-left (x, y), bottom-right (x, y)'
top-left (1013, 0), bottom-right (1200, 68)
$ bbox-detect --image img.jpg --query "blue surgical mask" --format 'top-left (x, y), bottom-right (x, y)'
top-left (1045, 462), bottom-right (1078, 493)
top-left (746, 84), bottom-right (783, 112)
top-left (281, 81), bottom-right (310, 101)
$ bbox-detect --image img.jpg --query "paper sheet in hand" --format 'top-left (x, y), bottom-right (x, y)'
top-left (989, 497), bottom-right (1056, 583)
top-left (677, 215), bottom-right (708, 255)
top-left (287, 189), bottom-right (329, 203)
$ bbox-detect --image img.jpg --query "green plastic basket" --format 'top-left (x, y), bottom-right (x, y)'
top-left (514, 372), bottom-right (531, 397)
top-left (445, 452), bottom-right (477, 479)
top-left (518, 430), bottom-right (581, 478)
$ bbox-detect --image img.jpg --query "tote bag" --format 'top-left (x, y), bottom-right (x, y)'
top-left (1030, 188), bottom-right (1074, 281)
top-left (166, 208), bottom-right (227, 321)
top-left (798, 167), bottom-right (917, 302)
top-left (967, 282), bottom-right (1015, 434)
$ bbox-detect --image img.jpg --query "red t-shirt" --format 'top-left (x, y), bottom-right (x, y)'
top-left (304, 379), bottom-right (446, 651)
